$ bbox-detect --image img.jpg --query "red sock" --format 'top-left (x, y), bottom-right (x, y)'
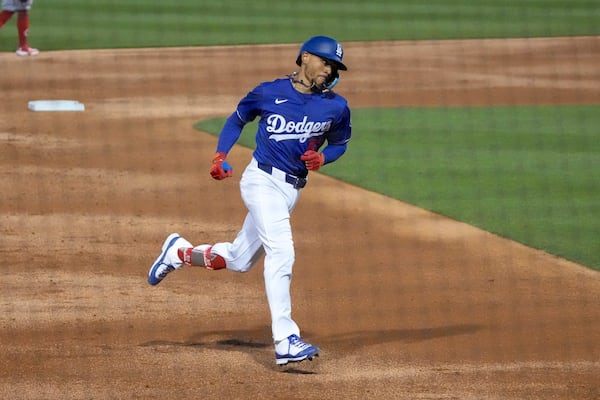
top-left (17, 11), bottom-right (29, 48)
top-left (0, 10), bottom-right (14, 28)
top-left (178, 248), bottom-right (193, 265)
top-left (205, 247), bottom-right (226, 270)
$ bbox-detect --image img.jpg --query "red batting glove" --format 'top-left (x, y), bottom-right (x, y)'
top-left (210, 152), bottom-right (233, 180)
top-left (300, 150), bottom-right (325, 171)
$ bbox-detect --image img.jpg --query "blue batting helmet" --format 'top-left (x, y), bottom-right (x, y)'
top-left (296, 36), bottom-right (347, 71)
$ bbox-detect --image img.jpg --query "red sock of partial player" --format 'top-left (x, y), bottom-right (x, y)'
top-left (17, 11), bottom-right (29, 48)
top-left (0, 10), bottom-right (14, 27)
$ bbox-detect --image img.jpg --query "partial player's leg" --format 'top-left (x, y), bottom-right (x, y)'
top-left (15, 11), bottom-right (38, 56)
top-left (0, 10), bottom-right (14, 27)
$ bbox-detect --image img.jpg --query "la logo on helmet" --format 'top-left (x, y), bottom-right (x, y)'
top-left (336, 44), bottom-right (343, 58)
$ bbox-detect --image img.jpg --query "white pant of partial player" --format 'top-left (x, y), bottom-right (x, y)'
top-left (2, 0), bottom-right (34, 12)
top-left (211, 158), bottom-right (302, 342)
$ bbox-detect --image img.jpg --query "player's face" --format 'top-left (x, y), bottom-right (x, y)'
top-left (303, 53), bottom-right (334, 87)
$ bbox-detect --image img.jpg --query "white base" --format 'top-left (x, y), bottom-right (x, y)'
top-left (28, 100), bottom-right (85, 112)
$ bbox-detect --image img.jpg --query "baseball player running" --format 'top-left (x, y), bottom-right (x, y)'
top-left (148, 36), bottom-right (352, 365)
top-left (0, 0), bottom-right (39, 56)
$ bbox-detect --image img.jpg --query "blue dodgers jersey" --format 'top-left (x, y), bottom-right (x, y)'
top-left (235, 78), bottom-right (351, 177)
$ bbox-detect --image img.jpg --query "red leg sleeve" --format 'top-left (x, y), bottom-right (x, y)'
top-left (17, 11), bottom-right (29, 48)
top-left (0, 10), bottom-right (15, 28)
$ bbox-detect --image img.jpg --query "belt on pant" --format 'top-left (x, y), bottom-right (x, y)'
top-left (257, 162), bottom-right (307, 189)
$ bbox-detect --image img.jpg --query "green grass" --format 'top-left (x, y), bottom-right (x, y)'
top-left (195, 105), bottom-right (600, 270)
top-left (1, 0), bottom-right (599, 51)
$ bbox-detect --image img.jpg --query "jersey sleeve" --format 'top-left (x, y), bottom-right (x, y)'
top-left (328, 104), bottom-right (352, 146)
top-left (320, 103), bottom-right (352, 164)
top-left (215, 112), bottom-right (245, 154)
top-left (215, 85), bottom-right (264, 154)
top-left (236, 85), bottom-right (263, 123)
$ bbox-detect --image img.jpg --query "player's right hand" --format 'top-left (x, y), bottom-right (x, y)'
top-left (210, 152), bottom-right (233, 180)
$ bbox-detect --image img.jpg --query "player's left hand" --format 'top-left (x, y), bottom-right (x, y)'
top-left (210, 152), bottom-right (233, 180)
top-left (300, 150), bottom-right (325, 171)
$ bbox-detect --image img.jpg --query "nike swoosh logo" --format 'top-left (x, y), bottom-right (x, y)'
top-left (275, 98), bottom-right (289, 104)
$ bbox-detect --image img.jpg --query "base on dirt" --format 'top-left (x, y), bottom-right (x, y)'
top-left (28, 100), bottom-right (85, 112)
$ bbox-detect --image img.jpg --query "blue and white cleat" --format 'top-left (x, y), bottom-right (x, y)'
top-left (275, 334), bottom-right (320, 365)
top-left (148, 233), bottom-right (191, 286)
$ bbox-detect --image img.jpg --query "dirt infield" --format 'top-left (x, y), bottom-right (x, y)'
top-left (1, 37), bottom-right (599, 399)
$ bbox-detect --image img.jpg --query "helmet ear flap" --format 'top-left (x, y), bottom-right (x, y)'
top-left (326, 75), bottom-right (339, 90)
top-left (324, 68), bottom-right (340, 90)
